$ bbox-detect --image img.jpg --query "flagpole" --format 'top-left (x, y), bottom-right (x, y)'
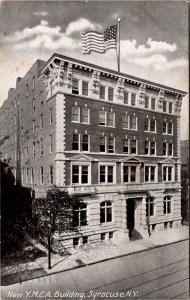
top-left (117, 18), bottom-right (121, 73)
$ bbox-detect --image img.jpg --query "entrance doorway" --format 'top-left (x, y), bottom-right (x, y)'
top-left (127, 199), bottom-right (135, 237)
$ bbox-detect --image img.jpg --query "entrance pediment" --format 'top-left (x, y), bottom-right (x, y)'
top-left (119, 156), bottom-right (144, 164)
top-left (159, 158), bottom-right (176, 164)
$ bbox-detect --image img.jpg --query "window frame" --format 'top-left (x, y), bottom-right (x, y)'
top-left (82, 81), bottom-right (89, 96)
top-left (100, 201), bottom-right (113, 224)
top-left (99, 163), bottom-right (116, 184)
top-left (162, 165), bottom-right (174, 182)
top-left (164, 195), bottom-right (172, 214)
top-left (144, 165), bottom-right (157, 183)
top-left (72, 106), bottom-right (80, 123)
top-left (71, 162), bottom-right (91, 185)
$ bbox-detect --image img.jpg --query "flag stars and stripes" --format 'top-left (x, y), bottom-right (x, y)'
top-left (82, 24), bottom-right (117, 54)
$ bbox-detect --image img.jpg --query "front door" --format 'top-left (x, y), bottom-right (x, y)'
top-left (127, 199), bottom-right (135, 237)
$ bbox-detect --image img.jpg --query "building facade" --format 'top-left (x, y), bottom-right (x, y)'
top-left (181, 140), bottom-right (189, 225)
top-left (0, 53), bottom-right (186, 248)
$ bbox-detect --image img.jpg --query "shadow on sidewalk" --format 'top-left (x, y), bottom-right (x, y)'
top-left (1, 268), bottom-right (47, 286)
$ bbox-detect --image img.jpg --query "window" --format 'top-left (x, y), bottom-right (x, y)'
top-left (100, 85), bottom-right (105, 100)
top-left (82, 81), bottom-right (88, 96)
top-left (163, 142), bottom-right (167, 156)
top-left (32, 120), bottom-right (35, 133)
top-left (21, 108), bottom-right (23, 118)
top-left (72, 106), bottom-right (80, 122)
top-left (163, 121), bottom-right (173, 135)
top-left (26, 84), bottom-right (29, 97)
top-left (169, 102), bottom-right (173, 114)
top-left (40, 166), bottom-right (44, 185)
top-left (145, 166), bottom-right (156, 182)
top-left (99, 111), bottom-right (106, 126)
top-left (32, 76), bottom-right (35, 90)
top-left (25, 147), bottom-right (28, 159)
top-left (163, 166), bottom-right (173, 182)
top-left (83, 236), bottom-right (88, 244)
top-left (72, 134), bottom-right (79, 151)
top-left (123, 165), bottom-right (136, 183)
top-left (130, 116), bottom-right (137, 130)
top-left (72, 79), bottom-right (79, 94)
top-left (72, 165), bottom-right (89, 185)
top-left (151, 98), bottom-right (155, 110)
top-left (32, 99), bottom-right (35, 112)
top-left (33, 142), bottom-right (36, 157)
top-left (50, 108), bottom-right (53, 124)
top-left (123, 139), bottom-right (129, 153)
top-left (164, 196), bottom-right (171, 214)
top-left (144, 119), bottom-right (156, 132)
top-left (150, 120), bottom-right (156, 132)
top-left (131, 140), bottom-right (137, 154)
top-left (21, 168), bottom-right (24, 183)
top-left (100, 201), bottom-right (112, 223)
top-left (108, 137), bottom-right (114, 153)
top-left (144, 119), bottom-right (149, 131)
top-left (40, 138), bottom-right (44, 156)
top-left (131, 93), bottom-right (136, 106)
top-left (107, 112), bottom-right (115, 127)
top-left (124, 91), bottom-right (129, 104)
top-left (151, 142), bottom-right (156, 155)
top-left (145, 141), bottom-right (149, 155)
top-left (163, 142), bottom-right (173, 156)
top-left (82, 134), bottom-right (89, 151)
top-left (163, 122), bottom-right (167, 134)
top-left (100, 165), bottom-right (114, 183)
top-left (108, 87), bottom-right (114, 101)
top-left (101, 233), bottom-right (106, 240)
top-left (168, 143), bottom-right (173, 156)
top-left (100, 137), bottom-right (106, 152)
top-left (40, 114), bottom-right (43, 129)
top-left (26, 168), bottom-right (29, 183)
top-left (122, 115), bottom-right (129, 129)
top-left (81, 107), bottom-right (89, 124)
top-left (73, 238), bottom-right (79, 247)
top-left (163, 100), bottom-right (167, 112)
top-left (49, 166), bottom-right (53, 184)
top-left (73, 203), bottom-right (87, 227)
top-left (49, 135), bottom-right (53, 153)
top-left (145, 96), bottom-right (149, 108)
top-left (168, 123), bottom-right (173, 135)
top-left (40, 91), bottom-right (43, 105)
top-left (146, 197), bottom-right (154, 217)
top-left (31, 167), bottom-right (34, 184)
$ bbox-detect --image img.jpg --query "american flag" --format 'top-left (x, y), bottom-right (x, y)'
top-left (81, 25), bottom-right (117, 54)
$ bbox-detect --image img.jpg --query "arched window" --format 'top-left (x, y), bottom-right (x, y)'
top-left (100, 201), bottom-right (112, 223)
top-left (164, 196), bottom-right (171, 214)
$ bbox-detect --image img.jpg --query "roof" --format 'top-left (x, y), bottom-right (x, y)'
top-left (40, 53), bottom-right (187, 96)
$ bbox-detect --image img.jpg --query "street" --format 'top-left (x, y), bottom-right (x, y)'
top-left (1, 240), bottom-right (189, 300)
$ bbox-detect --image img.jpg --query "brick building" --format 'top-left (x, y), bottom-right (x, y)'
top-left (0, 53), bottom-right (186, 248)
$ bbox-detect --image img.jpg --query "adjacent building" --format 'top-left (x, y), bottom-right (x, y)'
top-left (181, 140), bottom-right (189, 225)
top-left (0, 53), bottom-right (186, 248)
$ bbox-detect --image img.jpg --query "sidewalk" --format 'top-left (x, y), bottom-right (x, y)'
top-left (1, 225), bottom-right (189, 286)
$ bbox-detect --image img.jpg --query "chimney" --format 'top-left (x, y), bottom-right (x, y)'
top-left (16, 77), bottom-right (22, 86)
top-left (8, 88), bottom-right (14, 97)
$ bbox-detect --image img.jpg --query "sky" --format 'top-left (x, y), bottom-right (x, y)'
top-left (0, 0), bottom-right (188, 139)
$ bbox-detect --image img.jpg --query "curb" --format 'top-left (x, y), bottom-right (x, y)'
top-left (1, 237), bottom-right (188, 286)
